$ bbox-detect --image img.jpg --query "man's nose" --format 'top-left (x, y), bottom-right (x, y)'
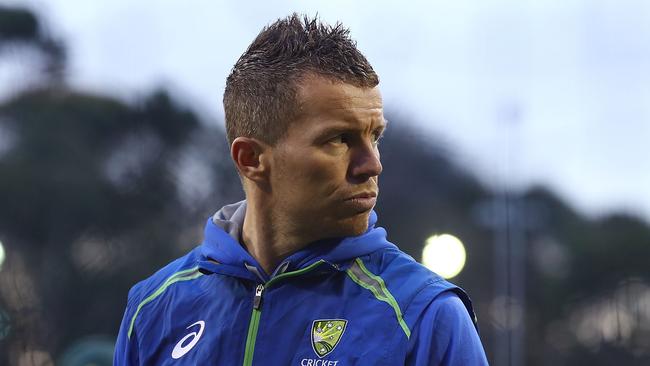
top-left (349, 143), bottom-right (383, 181)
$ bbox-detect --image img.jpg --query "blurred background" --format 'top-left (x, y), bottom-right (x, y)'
top-left (0, 0), bottom-right (649, 365)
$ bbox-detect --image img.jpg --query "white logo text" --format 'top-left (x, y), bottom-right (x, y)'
top-left (301, 359), bottom-right (339, 366)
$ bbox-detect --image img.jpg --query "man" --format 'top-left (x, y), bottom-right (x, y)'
top-left (114, 14), bottom-right (488, 365)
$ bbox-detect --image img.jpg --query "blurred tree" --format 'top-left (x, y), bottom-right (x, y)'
top-left (0, 6), bottom-right (39, 40)
top-left (0, 5), bottom-right (65, 82)
top-left (0, 86), bottom-right (219, 362)
top-left (524, 188), bottom-right (650, 365)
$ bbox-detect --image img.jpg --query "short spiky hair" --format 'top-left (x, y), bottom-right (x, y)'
top-left (223, 13), bottom-right (379, 145)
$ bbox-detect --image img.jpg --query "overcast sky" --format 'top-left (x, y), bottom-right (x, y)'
top-left (5, 0), bottom-right (650, 222)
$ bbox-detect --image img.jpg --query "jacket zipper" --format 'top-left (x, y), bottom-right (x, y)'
top-left (241, 260), bottom-right (327, 366)
top-left (242, 284), bottom-right (264, 366)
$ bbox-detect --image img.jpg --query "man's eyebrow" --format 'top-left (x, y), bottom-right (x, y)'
top-left (317, 118), bottom-right (387, 136)
top-left (316, 124), bottom-right (357, 137)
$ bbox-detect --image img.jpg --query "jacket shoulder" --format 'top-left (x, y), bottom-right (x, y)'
top-left (126, 246), bottom-right (203, 307)
top-left (358, 246), bottom-right (451, 304)
top-left (116, 246), bottom-right (204, 351)
top-left (355, 247), bottom-right (476, 336)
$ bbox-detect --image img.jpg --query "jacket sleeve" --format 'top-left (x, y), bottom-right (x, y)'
top-left (405, 291), bottom-right (489, 366)
top-left (114, 290), bottom-right (140, 366)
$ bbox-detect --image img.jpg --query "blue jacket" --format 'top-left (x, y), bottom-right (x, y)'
top-left (114, 201), bottom-right (488, 365)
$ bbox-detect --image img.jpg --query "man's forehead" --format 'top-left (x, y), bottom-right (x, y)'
top-left (294, 75), bottom-right (384, 119)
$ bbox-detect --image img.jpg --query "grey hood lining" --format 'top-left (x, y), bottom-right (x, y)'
top-left (212, 200), bottom-right (247, 243)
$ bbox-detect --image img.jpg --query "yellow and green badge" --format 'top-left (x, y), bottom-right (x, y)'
top-left (311, 319), bottom-right (347, 357)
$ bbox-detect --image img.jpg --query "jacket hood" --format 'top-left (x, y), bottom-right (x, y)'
top-left (198, 200), bottom-right (396, 282)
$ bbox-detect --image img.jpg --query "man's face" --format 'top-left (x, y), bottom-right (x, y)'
top-left (267, 75), bottom-right (385, 241)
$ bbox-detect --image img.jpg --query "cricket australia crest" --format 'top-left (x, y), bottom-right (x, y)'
top-left (311, 319), bottom-right (347, 358)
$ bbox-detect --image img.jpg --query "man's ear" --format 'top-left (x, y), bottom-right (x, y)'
top-left (231, 137), bottom-right (270, 183)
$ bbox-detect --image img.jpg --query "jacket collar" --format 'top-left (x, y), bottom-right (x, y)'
top-left (198, 200), bottom-right (394, 282)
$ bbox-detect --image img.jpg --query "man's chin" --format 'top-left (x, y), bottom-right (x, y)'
top-left (310, 210), bottom-right (371, 240)
top-left (336, 213), bottom-right (371, 237)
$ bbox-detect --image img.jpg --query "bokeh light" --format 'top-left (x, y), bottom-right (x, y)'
top-left (421, 234), bottom-right (466, 279)
top-left (0, 240), bottom-right (5, 271)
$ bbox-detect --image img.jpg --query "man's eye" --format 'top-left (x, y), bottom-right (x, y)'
top-left (372, 132), bottom-right (384, 145)
top-left (330, 135), bottom-right (348, 144)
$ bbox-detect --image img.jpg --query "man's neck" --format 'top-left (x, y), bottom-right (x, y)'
top-left (241, 200), bottom-right (309, 276)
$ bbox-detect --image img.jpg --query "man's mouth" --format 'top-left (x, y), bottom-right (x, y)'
top-left (344, 191), bottom-right (378, 212)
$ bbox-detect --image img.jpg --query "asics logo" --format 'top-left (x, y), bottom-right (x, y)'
top-left (171, 320), bottom-right (205, 359)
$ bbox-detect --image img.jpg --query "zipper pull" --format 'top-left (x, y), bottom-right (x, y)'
top-left (253, 284), bottom-right (264, 310)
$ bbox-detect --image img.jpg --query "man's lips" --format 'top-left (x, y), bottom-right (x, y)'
top-left (344, 191), bottom-right (378, 212)
top-left (347, 191), bottom-right (378, 200)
